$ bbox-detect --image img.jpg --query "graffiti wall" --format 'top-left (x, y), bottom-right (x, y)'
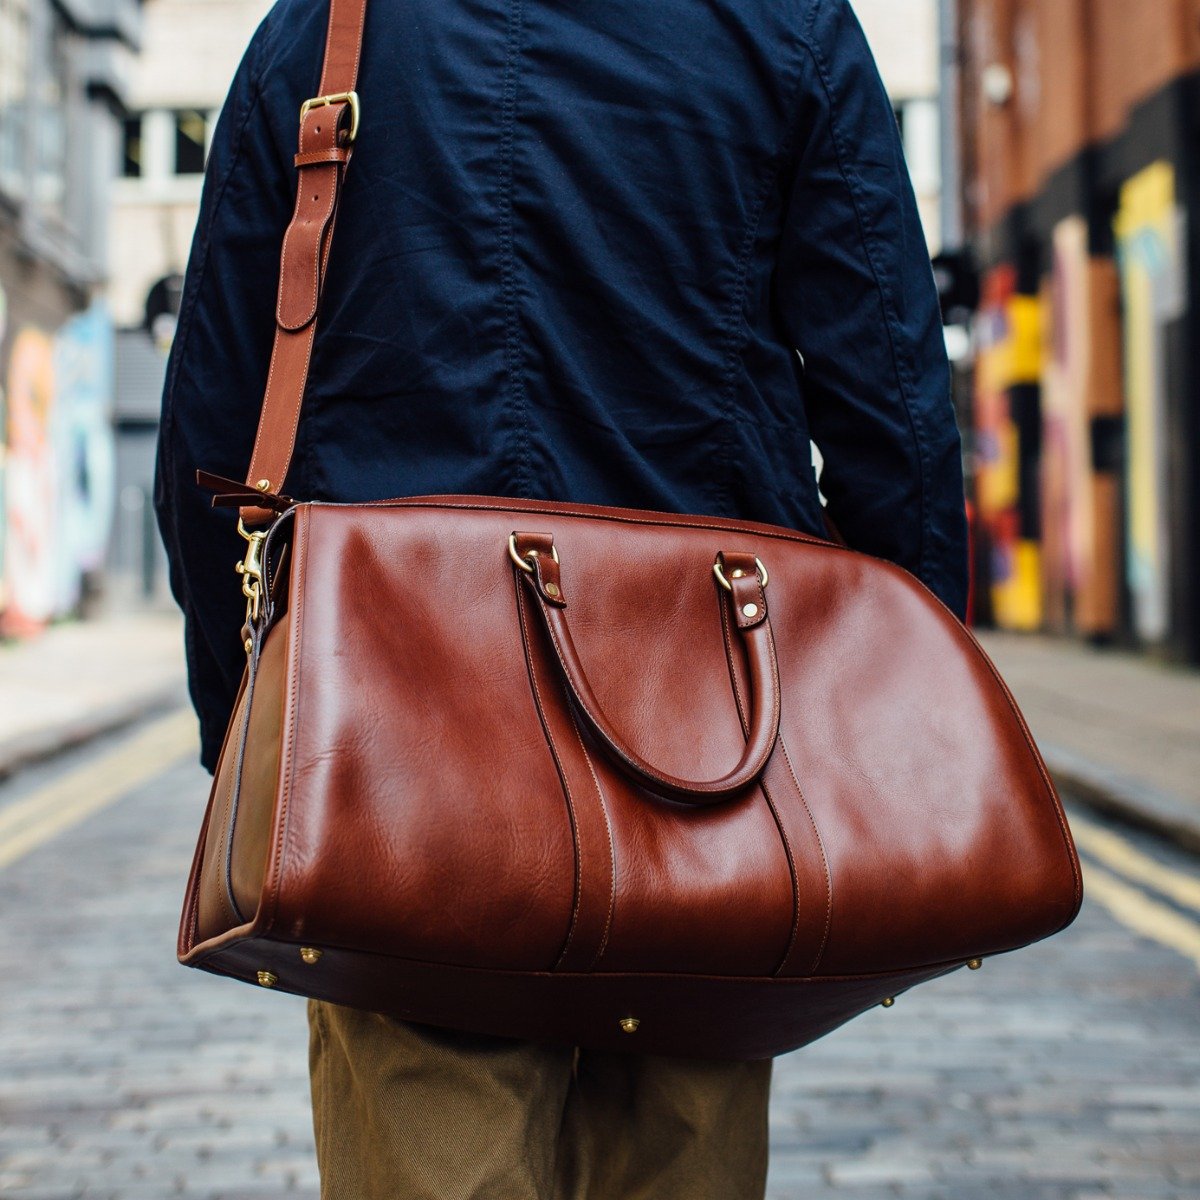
top-left (1114, 161), bottom-right (1186, 645)
top-left (0, 297), bottom-right (116, 637)
top-left (974, 265), bottom-right (1044, 631)
top-left (1041, 216), bottom-right (1123, 637)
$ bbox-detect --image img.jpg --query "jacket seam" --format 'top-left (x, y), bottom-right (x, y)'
top-left (795, 20), bottom-right (933, 588)
top-left (498, 0), bottom-right (532, 495)
top-left (715, 58), bottom-right (810, 517)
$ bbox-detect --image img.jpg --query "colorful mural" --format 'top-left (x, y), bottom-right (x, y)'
top-left (4, 327), bottom-right (57, 631)
top-left (973, 265), bottom-right (1044, 631)
top-left (52, 306), bottom-right (116, 614)
top-left (0, 283), bottom-right (6, 615)
top-left (1041, 217), bottom-right (1123, 637)
top-left (1114, 161), bottom-right (1186, 644)
top-left (0, 302), bottom-right (116, 635)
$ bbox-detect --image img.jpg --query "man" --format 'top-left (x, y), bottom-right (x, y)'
top-left (157, 0), bottom-right (967, 1194)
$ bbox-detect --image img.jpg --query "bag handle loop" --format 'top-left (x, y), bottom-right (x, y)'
top-left (513, 534), bottom-right (781, 803)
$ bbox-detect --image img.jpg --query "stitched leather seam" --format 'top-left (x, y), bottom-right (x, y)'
top-left (719, 586), bottom-right (750, 734)
top-left (268, 507), bottom-right (308, 932)
top-left (281, 323), bottom-right (319, 491)
top-left (515, 578), bottom-right (586, 968)
top-left (219, 663), bottom-right (259, 926)
top-left (275, 177), bottom-right (316, 329)
top-left (757, 621), bottom-right (796, 966)
top-left (565, 713), bottom-right (617, 970)
top-left (779, 735), bottom-right (834, 975)
top-left (719, 594), bottom-right (801, 974)
top-left (337, 496), bottom-right (834, 550)
top-left (249, 324), bottom-right (316, 507)
top-left (321, 0), bottom-right (366, 93)
top-left (276, 118), bottom-right (329, 329)
top-left (208, 731), bottom-right (240, 930)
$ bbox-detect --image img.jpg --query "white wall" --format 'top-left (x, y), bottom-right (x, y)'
top-left (107, 0), bottom-right (273, 327)
top-left (851, 0), bottom-right (943, 251)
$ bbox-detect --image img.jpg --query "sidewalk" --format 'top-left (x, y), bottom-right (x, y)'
top-left (0, 610), bottom-right (189, 779)
top-left (979, 630), bottom-right (1200, 852)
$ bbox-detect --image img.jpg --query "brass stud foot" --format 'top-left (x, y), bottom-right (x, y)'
top-left (967, 958), bottom-right (983, 970)
top-left (880, 996), bottom-right (895, 1008)
top-left (256, 970), bottom-right (278, 988)
top-left (619, 1017), bottom-right (640, 1034)
top-left (300, 947), bottom-right (323, 965)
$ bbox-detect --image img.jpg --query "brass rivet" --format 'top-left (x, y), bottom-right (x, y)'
top-left (545, 583), bottom-right (561, 598)
top-left (244, 637), bottom-right (253, 654)
top-left (742, 603), bottom-right (759, 618)
top-left (967, 958), bottom-right (983, 970)
top-left (255, 479), bottom-right (272, 493)
top-left (731, 569), bottom-right (746, 579)
top-left (300, 947), bottom-right (323, 965)
top-left (619, 1017), bottom-right (640, 1034)
top-left (880, 996), bottom-right (895, 1008)
top-left (527, 548), bottom-right (539, 557)
top-left (256, 971), bottom-right (278, 988)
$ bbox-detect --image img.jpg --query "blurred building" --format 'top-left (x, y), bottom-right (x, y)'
top-left (0, 0), bottom-right (140, 634)
top-left (106, 0), bottom-right (271, 602)
top-left (954, 0), bottom-right (1200, 666)
top-left (855, 0), bottom-right (944, 251)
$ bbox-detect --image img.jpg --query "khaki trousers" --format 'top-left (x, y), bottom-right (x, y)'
top-left (307, 1000), bottom-right (772, 1199)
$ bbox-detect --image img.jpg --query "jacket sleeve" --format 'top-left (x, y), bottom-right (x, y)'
top-left (154, 6), bottom-right (306, 772)
top-left (776, 0), bottom-right (968, 620)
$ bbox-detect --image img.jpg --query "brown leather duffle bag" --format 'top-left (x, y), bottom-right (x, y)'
top-left (177, 0), bottom-right (1082, 1060)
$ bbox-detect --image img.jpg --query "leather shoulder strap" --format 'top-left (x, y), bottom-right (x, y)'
top-left (239, 0), bottom-right (369, 524)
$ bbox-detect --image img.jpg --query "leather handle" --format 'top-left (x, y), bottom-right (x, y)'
top-left (513, 534), bottom-right (780, 804)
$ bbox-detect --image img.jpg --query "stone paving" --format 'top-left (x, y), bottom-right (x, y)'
top-left (0, 739), bottom-right (1197, 1200)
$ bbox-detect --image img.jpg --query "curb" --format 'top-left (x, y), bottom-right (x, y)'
top-left (1042, 741), bottom-right (1200, 855)
top-left (0, 682), bottom-right (191, 782)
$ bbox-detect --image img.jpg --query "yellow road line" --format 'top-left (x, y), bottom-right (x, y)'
top-left (0, 711), bottom-right (197, 871)
top-left (1069, 810), bottom-right (1200, 914)
top-left (1083, 861), bottom-right (1200, 972)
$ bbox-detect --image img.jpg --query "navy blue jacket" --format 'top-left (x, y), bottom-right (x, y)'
top-left (156, 0), bottom-right (968, 772)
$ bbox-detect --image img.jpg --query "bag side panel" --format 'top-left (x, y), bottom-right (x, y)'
top-left (195, 672), bottom-right (251, 945)
top-left (229, 620), bottom-right (291, 920)
top-left (764, 550), bottom-right (1082, 975)
top-left (267, 506), bottom-right (579, 971)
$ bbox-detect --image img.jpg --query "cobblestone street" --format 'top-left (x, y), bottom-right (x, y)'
top-left (0, 714), bottom-right (1197, 1200)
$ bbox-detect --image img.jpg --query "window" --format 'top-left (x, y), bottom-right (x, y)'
top-left (0, 0), bottom-right (30, 198)
top-left (122, 115), bottom-right (143, 178)
top-left (174, 109), bottom-right (208, 175)
top-left (32, 6), bottom-right (68, 216)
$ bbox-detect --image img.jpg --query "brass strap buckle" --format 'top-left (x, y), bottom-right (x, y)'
top-left (236, 519), bottom-right (268, 626)
top-left (713, 556), bottom-right (769, 592)
top-left (299, 90), bottom-right (361, 143)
